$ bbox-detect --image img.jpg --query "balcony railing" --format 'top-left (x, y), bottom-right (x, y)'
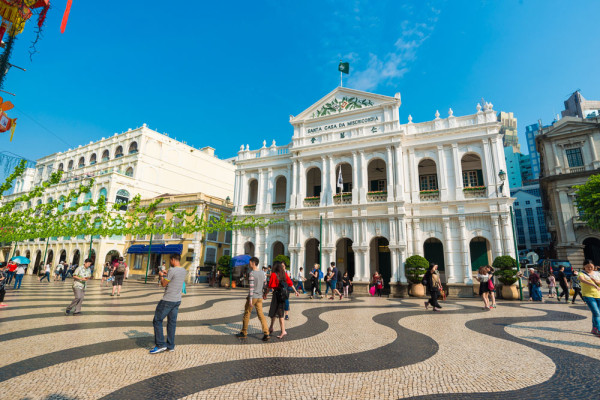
top-left (243, 204), bottom-right (256, 214)
top-left (569, 166), bottom-right (585, 173)
top-left (272, 202), bottom-right (286, 212)
top-left (419, 190), bottom-right (439, 201)
top-left (333, 193), bottom-right (352, 205)
top-left (367, 191), bottom-right (387, 202)
top-left (463, 186), bottom-right (487, 198)
top-left (303, 196), bottom-right (320, 207)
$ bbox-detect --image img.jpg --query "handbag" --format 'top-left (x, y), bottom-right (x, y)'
top-left (439, 287), bottom-right (446, 301)
top-left (488, 277), bottom-right (495, 291)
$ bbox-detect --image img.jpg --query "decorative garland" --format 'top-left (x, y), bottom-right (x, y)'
top-left (0, 159), bottom-right (282, 243)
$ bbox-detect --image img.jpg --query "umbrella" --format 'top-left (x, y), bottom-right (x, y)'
top-left (231, 255), bottom-right (251, 267)
top-left (10, 256), bottom-right (30, 264)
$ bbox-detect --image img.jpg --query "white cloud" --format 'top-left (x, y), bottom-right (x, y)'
top-left (347, 16), bottom-right (438, 91)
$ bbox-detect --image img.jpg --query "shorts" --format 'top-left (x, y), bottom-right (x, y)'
top-left (330, 280), bottom-right (337, 291)
top-left (112, 275), bottom-right (124, 286)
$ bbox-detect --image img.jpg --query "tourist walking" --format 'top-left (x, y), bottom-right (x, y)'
top-left (528, 268), bottom-right (543, 301)
top-left (39, 263), bottom-right (51, 283)
top-left (150, 254), bottom-right (186, 354)
top-left (423, 263), bottom-right (443, 311)
top-left (547, 273), bottom-right (556, 298)
top-left (65, 258), bottom-right (93, 316)
top-left (556, 266), bottom-right (570, 303)
top-left (61, 263), bottom-right (69, 281)
top-left (0, 264), bottom-right (7, 307)
top-left (54, 262), bottom-right (63, 281)
top-left (309, 263), bottom-right (323, 299)
top-left (236, 257), bottom-right (270, 341)
top-left (110, 257), bottom-right (128, 297)
top-left (342, 271), bottom-right (352, 298)
top-left (476, 266), bottom-right (494, 310)
top-left (296, 267), bottom-right (306, 294)
top-left (571, 269), bottom-right (583, 304)
top-left (324, 267), bottom-right (332, 296)
top-left (578, 260), bottom-right (600, 337)
top-left (13, 264), bottom-right (25, 290)
top-left (282, 261), bottom-right (294, 320)
top-left (266, 261), bottom-right (299, 339)
top-left (101, 262), bottom-right (110, 286)
top-left (329, 262), bottom-right (343, 300)
top-left (6, 261), bottom-right (16, 285)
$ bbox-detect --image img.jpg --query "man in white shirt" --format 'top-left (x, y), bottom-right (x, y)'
top-left (39, 263), bottom-right (51, 283)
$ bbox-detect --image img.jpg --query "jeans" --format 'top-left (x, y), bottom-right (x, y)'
top-left (40, 272), bottom-right (50, 282)
top-left (153, 300), bottom-right (181, 350)
top-left (583, 296), bottom-right (600, 329)
top-left (6, 271), bottom-right (14, 285)
top-left (241, 297), bottom-right (269, 335)
top-left (572, 288), bottom-right (583, 303)
top-left (13, 274), bottom-right (24, 289)
top-left (324, 281), bottom-right (330, 294)
top-left (66, 288), bottom-right (85, 313)
top-left (296, 282), bottom-right (305, 293)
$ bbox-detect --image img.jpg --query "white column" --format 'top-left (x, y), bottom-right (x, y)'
top-left (351, 152), bottom-right (359, 205)
top-left (286, 164), bottom-right (292, 209)
top-left (359, 250), bottom-right (369, 281)
top-left (398, 246), bottom-right (407, 283)
top-left (459, 217), bottom-right (472, 284)
top-left (589, 134), bottom-right (599, 164)
top-left (256, 169), bottom-right (264, 213)
top-left (262, 226), bottom-right (269, 268)
top-left (328, 156), bottom-right (336, 203)
top-left (290, 160), bottom-right (298, 208)
top-left (491, 216), bottom-right (502, 259)
top-left (413, 218), bottom-right (422, 256)
top-left (388, 217), bottom-right (397, 245)
top-left (321, 156), bottom-right (328, 207)
top-left (437, 145), bottom-right (447, 201)
top-left (298, 160), bottom-right (306, 208)
top-left (232, 171), bottom-right (240, 212)
top-left (394, 146), bottom-right (404, 201)
top-left (481, 139), bottom-right (494, 197)
top-left (266, 168), bottom-right (273, 212)
top-left (359, 150), bottom-right (368, 204)
top-left (390, 248), bottom-right (398, 283)
top-left (406, 219), bottom-right (413, 255)
top-left (501, 214), bottom-right (515, 255)
top-left (386, 146), bottom-right (394, 201)
top-left (239, 171), bottom-right (247, 208)
top-left (361, 219), bottom-right (368, 247)
top-left (442, 217), bottom-right (455, 283)
top-left (452, 144), bottom-right (464, 200)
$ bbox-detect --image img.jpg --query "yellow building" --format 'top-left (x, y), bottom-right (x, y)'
top-left (124, 193), bottom-right (233, 282)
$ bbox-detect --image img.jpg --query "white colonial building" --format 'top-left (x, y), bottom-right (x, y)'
top-left (2, 125), bottom-right (235, 278)
top-left (232, 87), bottom-right (515, 296)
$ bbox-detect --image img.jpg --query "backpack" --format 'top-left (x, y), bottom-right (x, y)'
top-left (275, 275), bottom-right (289, 302)
top-left (116, 262), bottom-right (127, 274)
top-left (545, 277), bottom-right (550, 285)
top-left (318, 269), bottom-right (323, 279)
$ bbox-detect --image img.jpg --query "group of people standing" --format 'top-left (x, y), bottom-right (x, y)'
top-left (307, 262), bottom-right (352, 300)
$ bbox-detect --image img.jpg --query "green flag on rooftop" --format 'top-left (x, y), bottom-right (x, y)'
top-left (338, 61), bottom-right (349, 74)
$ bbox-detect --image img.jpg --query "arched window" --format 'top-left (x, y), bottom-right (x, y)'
top-left (101, 150), bottom-right (110, 162)
top-left (115, 189), bottom-right (130, 211)
top-left (129, 142), bottom-right (138, 154)
top-left (78, 157), bottom-right (85, 168)
top-left (461, 154), bottom-right (484, 188)
top-left (98, 187), bottom-right (108, 200)
top-left (125, 167), bottom-right (134, 177)
top-left (58, 163), bottom-right (64, 171)
top-left (115, 146), bottom-right (124, 158)
top-left (90, 153), bottom-right (97, 165)
top-left (82, 191), bottom-right (92, 211)
top-left (67, 160), bottom-right (74, 170)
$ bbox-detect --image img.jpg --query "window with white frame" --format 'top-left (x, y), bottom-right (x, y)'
top-left (206, 215), bottom-right (219, 242)
top-left (171, 217), bottom-right (182, 240)
top-left (204, 246), bottom-right (217, 264)
top-left (462, 170), bottom-right (482, 187)
top-left (223, 248), bottom-right (231, 256)
top-left (154, 217), bottom-right (165, 240)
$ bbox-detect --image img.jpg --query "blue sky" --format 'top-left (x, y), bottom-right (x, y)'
top-left (1, 0), bottom-right (599, 170)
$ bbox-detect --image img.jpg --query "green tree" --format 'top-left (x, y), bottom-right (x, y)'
top-left (217, 255), bottom-right (231, 275)
top-left (405, 255), bottom-right (428, 284)
top-left (273, 254), bottom-right (290, 267)
top-left (493, 255), bottom-right (518, 285)
top-left (575, 174), bottom-right (600, 231)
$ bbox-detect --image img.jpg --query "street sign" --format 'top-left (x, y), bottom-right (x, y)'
top-left (527, 252), bottom-right (539, 264)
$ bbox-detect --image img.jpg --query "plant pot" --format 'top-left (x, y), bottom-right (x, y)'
top-left (501, 284), bottom-right (519, 300)
top-left (231, 280), bottom-right (236, 289)
top-left (409, 283), bottom-right (425, 297)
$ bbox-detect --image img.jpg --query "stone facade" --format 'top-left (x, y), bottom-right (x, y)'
top-left (232, 87), bottom-right (515, 295)
top-left (537, 116), bottom-right (600, 266)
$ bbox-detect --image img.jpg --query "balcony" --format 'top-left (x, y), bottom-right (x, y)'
top-left (463, 186), bottom-right (487, 198)
top-left (419, 190), bottom-right (439, 201)
top-left (243, 204), bottom-right (256, 214)
top-left (333, 193), bottom-right (352, 205)
top-left (367, 191), bottom-right (387, 202)
top-left (303, 196), bottom-right (320, 207)
top-left (272, 202), bottom-right (286, 213)
top-left (569, 166), bottom-right (585, 173)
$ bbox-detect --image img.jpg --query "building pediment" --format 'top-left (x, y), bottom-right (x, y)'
top-left (291, 87), bottom-right (400, 124)
top-left (543, 117), bottom-right (600, 137)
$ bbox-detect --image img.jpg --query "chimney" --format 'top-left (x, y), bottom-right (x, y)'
top-left (200, 146), bottom-right (215, 157)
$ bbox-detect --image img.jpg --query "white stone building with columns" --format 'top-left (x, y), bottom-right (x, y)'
top-left (232, 87), bottom-right (515, 296)
top-left (2, 125), bottom-right (235, 278)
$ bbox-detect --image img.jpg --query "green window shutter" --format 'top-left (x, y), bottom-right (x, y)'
top-left (370, 180), bottom-right (378, 191)
top-left (476, 169), bottom-right (484, 186)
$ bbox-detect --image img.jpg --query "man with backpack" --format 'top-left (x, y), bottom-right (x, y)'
top-left (111, 257), bottom-right (128, 297)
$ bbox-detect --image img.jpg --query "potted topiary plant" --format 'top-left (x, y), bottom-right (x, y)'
top-left (405, 255), bottom-right (428, 297)
top-left (492, 255), bottom-right (519, 300)
top-left (216, 256), bottom-right (230, 287)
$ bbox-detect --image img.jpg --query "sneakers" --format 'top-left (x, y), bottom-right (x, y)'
top-left (168, 348), bottom-right (174, 352)
top-left (65, 309), bottom-right (71, 315)
top-left (149, 346), bottom-right (167, 354)
top-left (284, 315), bottom-right (289, 320)
top-left (110, 293), bottom-right (115, 297)
top-left (235, 332), bottom-right (247, 338)
top-left (592, 327), bottom-right (600, 336)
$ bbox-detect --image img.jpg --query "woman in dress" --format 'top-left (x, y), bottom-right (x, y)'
top-left (476, 266), bottom-right (493, 310)
top-left (548, 273), bottom-right (556, 298)
top-left (342, 271), bottom-right (352, 298)
top-left (265, 261), bottom-right (299, 339)
top-left (423, 263), bottom-right (443, 312)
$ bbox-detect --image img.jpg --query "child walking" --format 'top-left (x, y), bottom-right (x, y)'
top-left (342, 272), bottom-right (352, 298)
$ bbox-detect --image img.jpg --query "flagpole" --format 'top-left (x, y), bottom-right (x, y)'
top-left (340, 71), bottom-right (343, 87)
